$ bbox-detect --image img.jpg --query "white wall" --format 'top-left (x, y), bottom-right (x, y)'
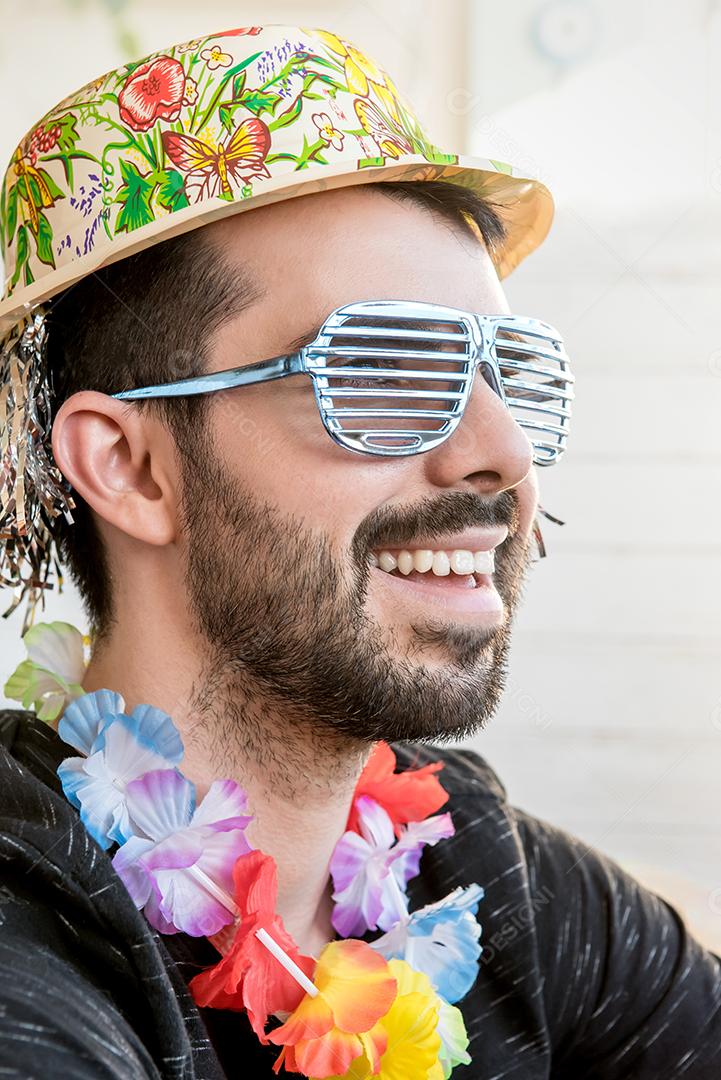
top-left (1, 0), bottom-right (720, 947)
top-left (463, 0), bottom-right (721, 949)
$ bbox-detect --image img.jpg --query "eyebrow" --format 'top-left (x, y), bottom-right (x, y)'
top-left (283, 324), bottom-right (323, 353)
top-left (281, 315), bottom-right (470, 354)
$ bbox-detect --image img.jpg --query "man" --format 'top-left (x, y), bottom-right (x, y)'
top-left (0, 23), bottom-right (719, 1079)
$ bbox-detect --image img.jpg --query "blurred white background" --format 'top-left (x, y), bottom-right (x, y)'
top-left (1, 0), bottom-right (721, 947)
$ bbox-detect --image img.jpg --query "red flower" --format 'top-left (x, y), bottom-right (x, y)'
top-left (118, 55), bottom-right (186, 133)
top-left (190, 851), bottom-right (314, 1042)
top-left (347, 742), bottom-right (448, 837)
top-left (219, 26), bottom-right (263, 36)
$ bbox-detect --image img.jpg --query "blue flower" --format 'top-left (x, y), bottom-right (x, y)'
top-left (58, 689), bottom-right (125, 754)
top-left (370, 883), bottom-right (484, 1003)
top-left (57, 690), bottom-right (184, 850)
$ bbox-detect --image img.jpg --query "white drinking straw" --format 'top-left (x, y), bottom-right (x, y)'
top-left (387, 870), bottom-right (410, 922)
top-left (187, 864), bottom-right (319, 998)
top-left (386, 872), bottom-right (415, 965)
top-left (255, 927), bottom-right (319, 998)
top-left (188, 864), bottom-right (237, 913)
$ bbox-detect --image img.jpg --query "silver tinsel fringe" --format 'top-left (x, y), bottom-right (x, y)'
top-left (0, 307), bottom-right (75, 630)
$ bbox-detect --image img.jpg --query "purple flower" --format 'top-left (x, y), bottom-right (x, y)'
top-left (83, 207), bottom-right (110, 254)
top-left (69, 181), bottom-right (102, 218)
top-left (330, 795), bottom-right (455, 937)
top-left (113, 769), bottom-right (253, 936)
top-left (388, 812), bottom-right (456, 890)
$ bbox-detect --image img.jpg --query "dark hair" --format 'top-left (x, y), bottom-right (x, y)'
top-left (46, 180), bottom-right (507, 635)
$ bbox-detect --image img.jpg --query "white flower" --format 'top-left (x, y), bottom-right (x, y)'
top-left (4, 621), bottom-right (88, 724)
top-left (200, 45), bottom-right (233, 70)
top-left (312, 111), bottom-right (345, 152)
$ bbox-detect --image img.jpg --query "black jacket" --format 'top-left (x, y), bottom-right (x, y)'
top-left (1, 709), bottom-right (720, 1079)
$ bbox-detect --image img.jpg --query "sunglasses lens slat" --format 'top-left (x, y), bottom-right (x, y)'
top-left (310, 324), bottom-right (469, 344)
top-left (510, 400), bottom-right (573, 417)
top-left (314, 363), bottom-right (469, 382)
top-left (322, 387), bottom-right (466, 400)
top-left (324, 407), bottom-right (459, 420)
top-left (498, 379), bottom-right (574, 402)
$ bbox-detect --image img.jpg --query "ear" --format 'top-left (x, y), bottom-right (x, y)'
top-left (51, 391), bottom-right (179, 547)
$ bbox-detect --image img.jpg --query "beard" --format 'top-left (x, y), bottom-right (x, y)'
top-left (178, 436), bottom-right (532, 756)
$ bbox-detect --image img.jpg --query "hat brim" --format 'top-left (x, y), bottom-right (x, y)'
top-left (0, 152), bottom-right (553, 335)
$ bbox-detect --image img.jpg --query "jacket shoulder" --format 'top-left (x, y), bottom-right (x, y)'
top-left (391, 741), bottom-right (508, 802)
top-left (0, 706), bottom-right (67, 796)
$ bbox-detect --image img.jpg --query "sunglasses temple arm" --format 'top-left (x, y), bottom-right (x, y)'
top-left (111, 352), bottom-right (305, 400)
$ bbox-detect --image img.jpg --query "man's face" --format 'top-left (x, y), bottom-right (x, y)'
top-left (178, 185), bottom-right (537, 745)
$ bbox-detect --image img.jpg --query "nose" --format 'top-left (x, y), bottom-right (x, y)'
top-left (419, 365), bottom-right (534, 495)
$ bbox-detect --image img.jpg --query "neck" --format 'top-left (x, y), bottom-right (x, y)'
top-left (83, 601), bottom-right (369, 957)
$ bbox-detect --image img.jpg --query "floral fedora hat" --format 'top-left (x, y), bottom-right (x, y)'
top-left (0, 23), bottom-right (553, 332)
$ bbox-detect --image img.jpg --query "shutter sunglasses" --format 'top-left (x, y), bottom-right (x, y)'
top-left (112, 299), bottom-right (574, 466)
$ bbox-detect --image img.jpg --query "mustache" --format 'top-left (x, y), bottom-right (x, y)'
top-left (353, 490), bottom-right (520, 559)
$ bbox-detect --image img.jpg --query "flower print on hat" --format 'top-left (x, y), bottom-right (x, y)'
top-left (118, 56), bottom-right (187, 132)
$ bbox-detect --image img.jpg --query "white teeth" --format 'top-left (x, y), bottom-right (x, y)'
top-left (474, 550), bottom-right (495, 574)
top-left (413, 549), bottom-right (434, 573)
top-left (396, 551), bottom-right (414, 575)
top-left (431, 551), bottom-right (451, 576)
top-left (372, 547), bottom-right (497, 577)
top-left (449, 549), bottom-right (474, 575)
top-left (378, 551), bottom-right (398, 572)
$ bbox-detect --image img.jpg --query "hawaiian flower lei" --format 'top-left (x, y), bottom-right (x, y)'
top-left (5, 623), bottom-right (484, 1079)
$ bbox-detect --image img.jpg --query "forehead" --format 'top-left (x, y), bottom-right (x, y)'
top-left (203, 185), bottom-right (510, 363)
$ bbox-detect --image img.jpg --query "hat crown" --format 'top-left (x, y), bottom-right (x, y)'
top-left (0, 24), bottom-right (457, 321)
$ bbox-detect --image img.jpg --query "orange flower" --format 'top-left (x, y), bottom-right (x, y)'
top-left (319, 959), bottom-right (444, 1080)
top-left (269, 939), bottom-right (397, 1078)
top-left (348, 742), bottom-right (447, 836)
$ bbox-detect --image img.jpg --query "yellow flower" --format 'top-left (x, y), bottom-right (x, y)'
top-left (314, 30), bottom-right (402, 120)
top-left (318, 959), bottom-right (443, 1080)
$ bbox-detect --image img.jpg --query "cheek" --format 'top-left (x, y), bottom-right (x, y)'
top-left (211, 391), bottom-right (390, 536)
top-left (211, 385), bottom-right (316, 471)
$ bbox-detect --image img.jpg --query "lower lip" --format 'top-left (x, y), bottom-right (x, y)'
top-left (371, 567), bottom-right (505, 619)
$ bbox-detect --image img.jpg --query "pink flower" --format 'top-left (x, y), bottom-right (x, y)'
top-left (118, 55), bottom-right (186, 133)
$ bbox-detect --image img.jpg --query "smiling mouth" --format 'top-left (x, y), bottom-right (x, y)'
top-left (365, 541), bottom-right (507, 618)
top-left (369, 546), bottom-right (496, 589)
